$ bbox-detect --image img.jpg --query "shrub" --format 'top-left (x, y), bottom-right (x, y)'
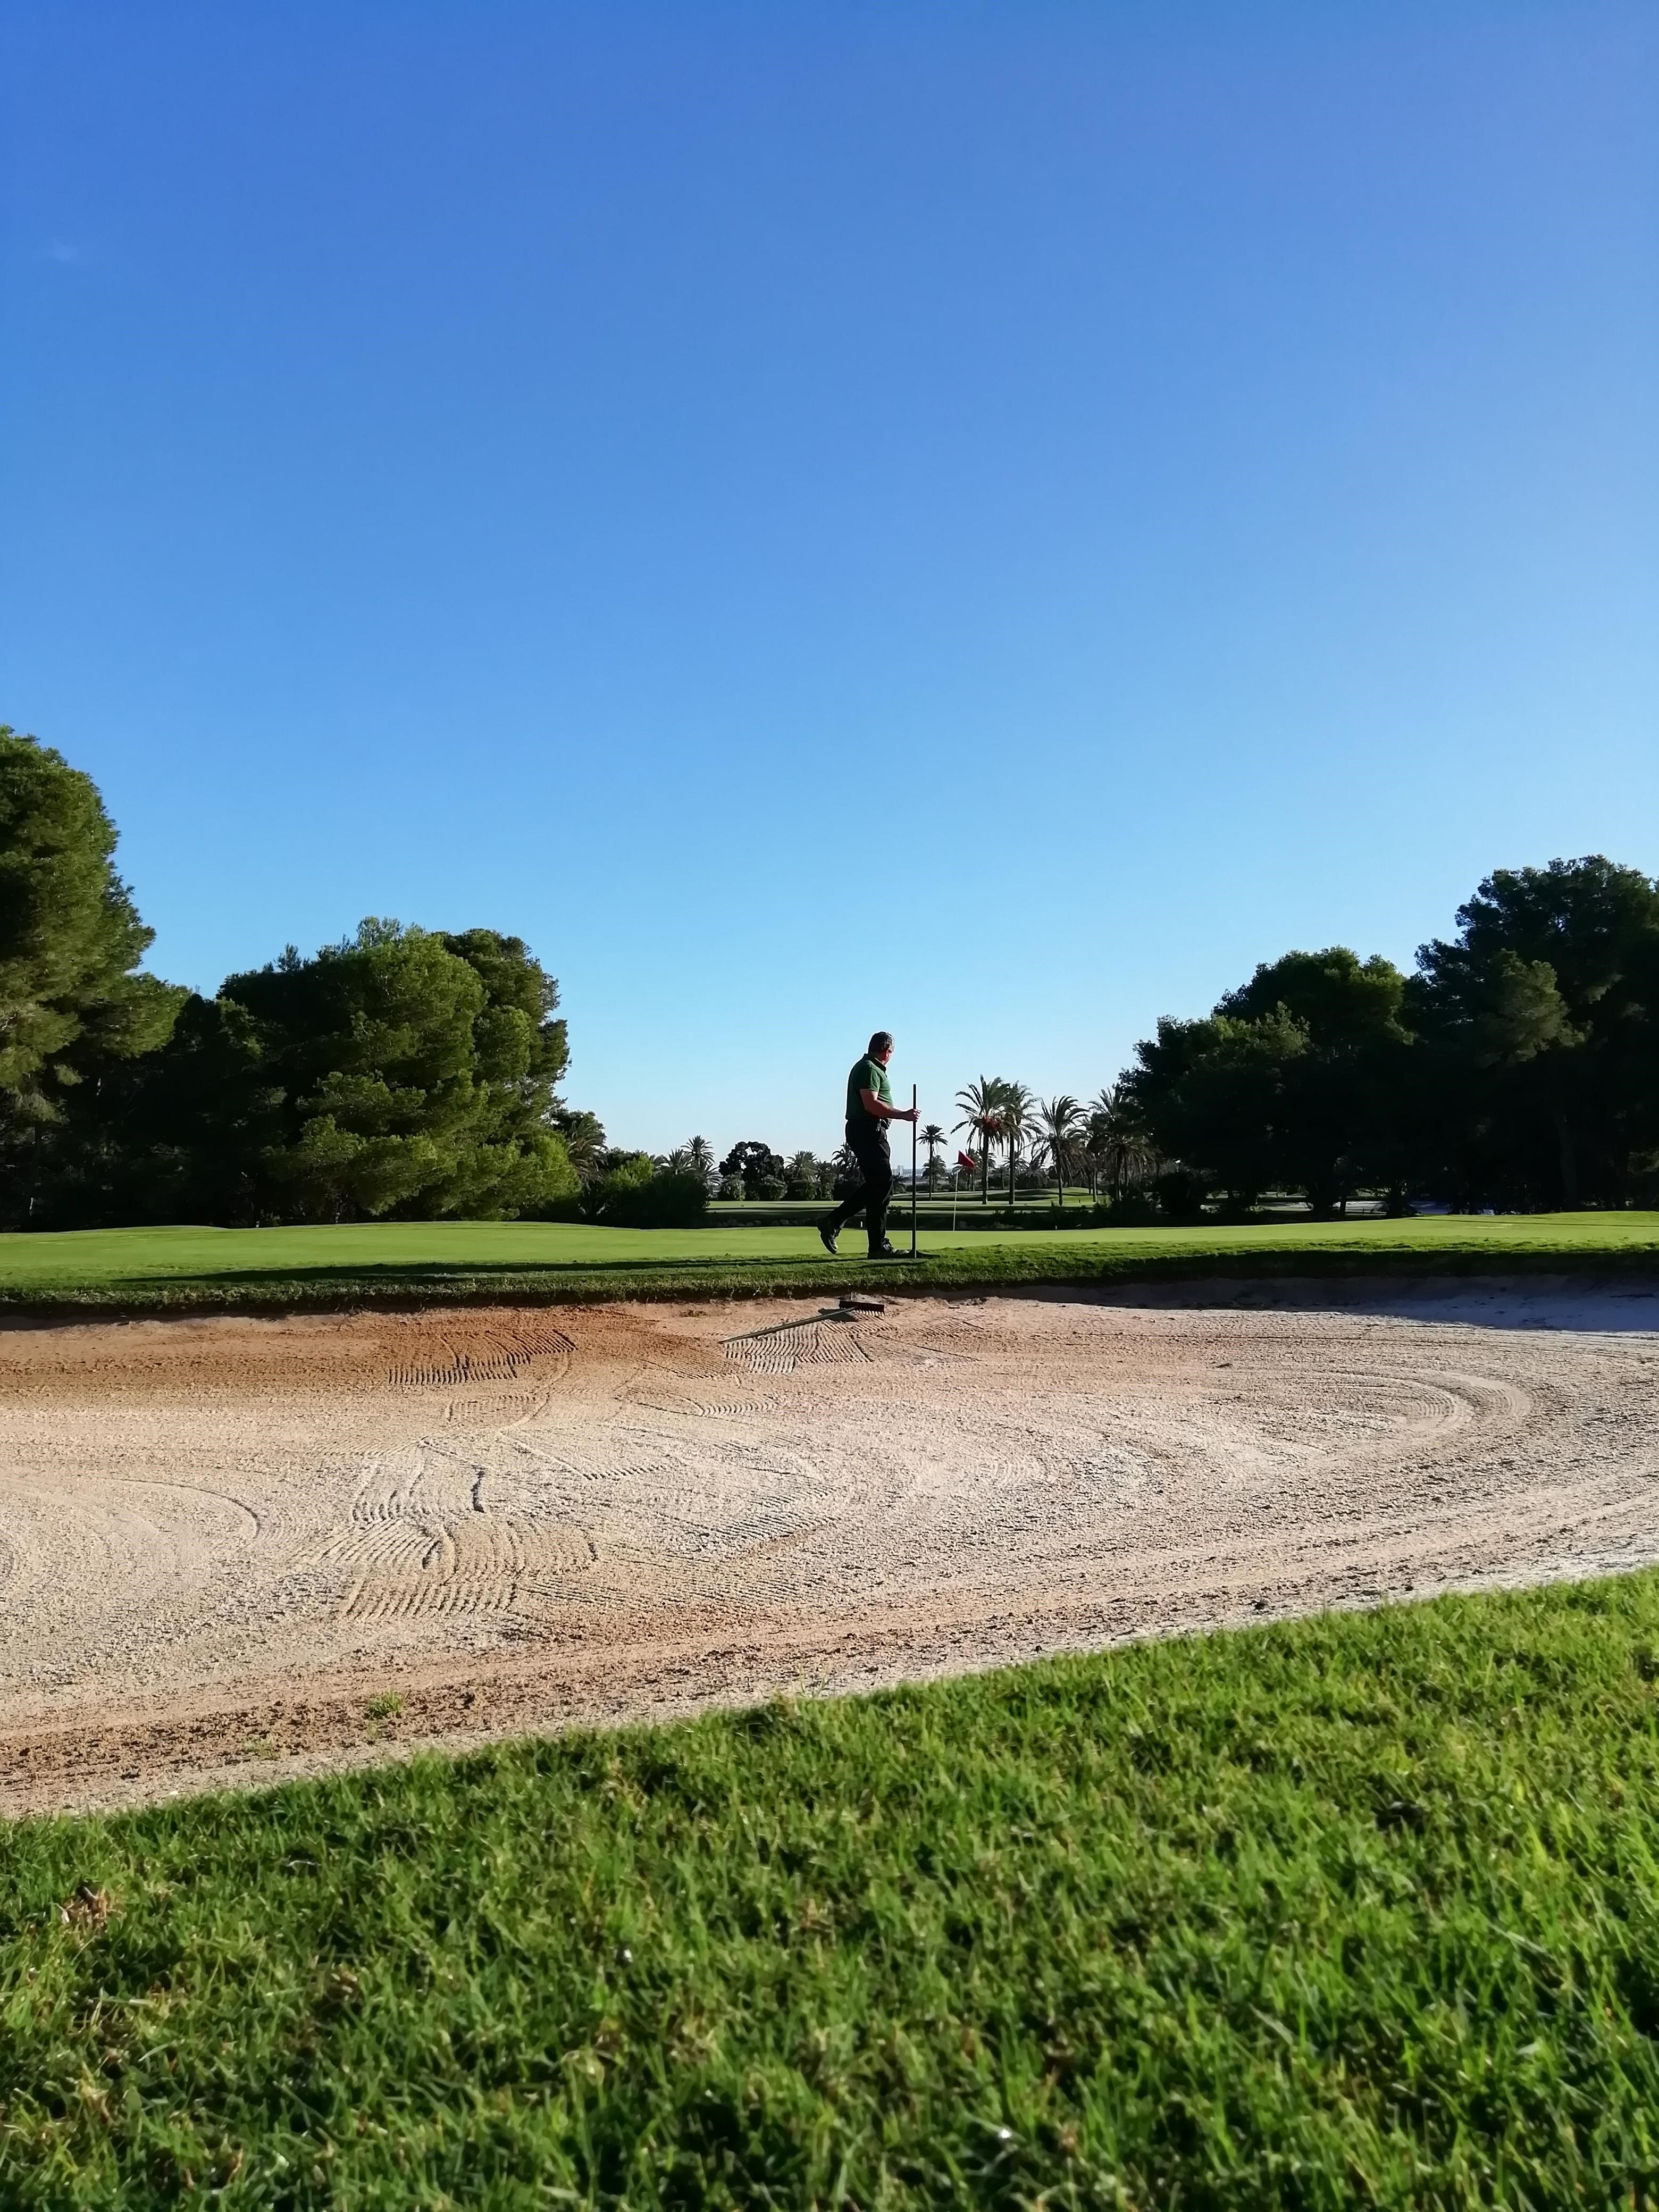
top-left (586, 1159), bottom-right (709, 1228)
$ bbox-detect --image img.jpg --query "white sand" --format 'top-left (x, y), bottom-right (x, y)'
top-left (1, 1281), bottom-right (1655, 1812)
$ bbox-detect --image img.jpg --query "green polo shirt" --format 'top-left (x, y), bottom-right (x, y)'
top-left (846, 1054), bottom-right (892, 1137)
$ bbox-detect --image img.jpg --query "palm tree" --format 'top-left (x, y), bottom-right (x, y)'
top-left (685, 1135), bottom-right (714, 1178)
top-left (919, 1122), bottom-right (945, 1192)
top-left (1083, 1105), bottom-right (1110, 1201)
top-left (998, 1082), bottom-right (1033, 1206)
top-left (553, 1107), bottom-right (607, 1185)
top-left (1091, 1085), bottom-right (1158, 1199)
top-left (786, 1149), bottom-right (819, 1196)
top-left (1034, 1094), bottom-right (1083, 1210)
top-left (953, 1077), bottom-right (1006, 1206)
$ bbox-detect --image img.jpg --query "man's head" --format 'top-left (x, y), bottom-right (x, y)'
top-left (868, 1030), bottom-right (894, 1065)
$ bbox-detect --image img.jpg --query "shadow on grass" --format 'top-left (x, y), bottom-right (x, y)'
top-left (91, 1254), bottom-right (837, 1287)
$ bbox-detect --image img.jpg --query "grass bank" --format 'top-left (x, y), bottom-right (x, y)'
top-left (0, 1211), bottom-right (1657, 1314)
top-left (4, 1573), bottom-right (1659, 2205)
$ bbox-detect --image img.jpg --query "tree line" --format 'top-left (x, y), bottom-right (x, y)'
top-left (4, 726), bottom-right (1654, 1228)
top-left (0, 725), bottom-right (695, 1228)
top-left (940, 860), bottom-right (1659, 1218)
top-left (716, 858), bottom-right (1659, 1221)
top-left (1122, 856), bottom-right (1659, 1215)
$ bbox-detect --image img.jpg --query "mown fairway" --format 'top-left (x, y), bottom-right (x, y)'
top-left (2, 1211), bottom-right (1657, 1311)
top-left (4, 1572), bottom-right (1658, 2206)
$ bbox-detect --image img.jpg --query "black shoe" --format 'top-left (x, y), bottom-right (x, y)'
top-left (868, 1243), bottom-right (904, 1260)
top-left (818, 1223), bottom-right (839, 1255)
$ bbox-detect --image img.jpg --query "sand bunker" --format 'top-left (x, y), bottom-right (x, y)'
top-left (2, 1281), bottom-right (1657, 1812)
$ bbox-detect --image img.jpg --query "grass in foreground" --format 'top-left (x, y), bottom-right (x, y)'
top-left (4, 1574), bottom-right (1659, 2206)
top-left (1, 1210), bottom-right (1657, 1313)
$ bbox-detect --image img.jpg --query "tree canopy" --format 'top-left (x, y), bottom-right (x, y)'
top-left (1122, 862), bottom-right (1659, 1214)
top-left (0, 728), bottom-right (184, 1222)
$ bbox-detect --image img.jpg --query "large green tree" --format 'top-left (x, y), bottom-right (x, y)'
top-left (85, 921), bottom-right (579, 1225)
top-left (220, 921), bottom-right (577, 1222)
top-left (0, 728), bottom-right (183, 1222)
top-left (1409, 858), bottom-right (1659, 1208)
top-left (1122, 1010), bottom-right (1302, 1210)
top-left (1219, 948), bottom-right (1413, 1213)
top-left (1117, 861), bottom-right (1659, 1217)
top-left (1122, 950), bottom-right (1411, 1215)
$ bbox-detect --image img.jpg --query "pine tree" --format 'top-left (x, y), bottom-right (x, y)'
top-left (0, 728), bottom-right (182, 1221)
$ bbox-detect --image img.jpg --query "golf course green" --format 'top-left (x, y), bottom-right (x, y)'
top-left (0, 1210), bottom-right (1655, 1311)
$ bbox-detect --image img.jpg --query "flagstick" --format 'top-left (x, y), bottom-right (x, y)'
top-left (910, 1085), bottom-right (918, 1257)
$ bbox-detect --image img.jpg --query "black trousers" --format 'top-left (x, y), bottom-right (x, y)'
top-left (825, 1127), bottom-right (892, 1252)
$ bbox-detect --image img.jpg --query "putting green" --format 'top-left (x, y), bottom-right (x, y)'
top-left (1, 1210), bottom-right (1656, 1292)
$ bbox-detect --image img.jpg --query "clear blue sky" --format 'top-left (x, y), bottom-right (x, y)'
top-left (3, 2), bottom-right (1654, 1158)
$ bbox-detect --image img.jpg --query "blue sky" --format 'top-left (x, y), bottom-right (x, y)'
top-left (3, 2), bottom-right (1655, 1157)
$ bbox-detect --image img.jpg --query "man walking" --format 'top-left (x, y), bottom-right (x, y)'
top-left (819, 1030), bottom-right (918, 1259)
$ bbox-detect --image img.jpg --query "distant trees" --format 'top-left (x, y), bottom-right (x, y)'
top-left (7, 730), bottom-right (1654, 1229)
top-left (929, 861), bottom-right (1658, 1221)
top-left (998, 1083), bottom-right (1033, 1206)
top-left (1084, 1086), bottom-right (1158, 1203)
top-left (659, 1137), bottom-right (710, 1182)
top-left (831, 863), bottom-right (1658, 1217)
top-left (718, 1140), bottom-right (787, 1198)
top-left (585, 1148), bottom-right (709, 1226)
top-left (1032, 1095), bottom-right (1083, 1209)
top-left (1116, 859), bottom-right (1659, 1214)
top-left (61, 919), bottom-right (582, 1226)
top-left (1121, 949), bottom-right (1411, 1216)
top-left (0, 725), bottom-right (607, 1227)
top-left (953, 1077), bottom-right (1005, 1205)
top-left (551, 1107), bottom-right (607, 1186)
top-left (1405, 859), bottom-right (1659, 1210)
top-left (773, 1149), bottom-right (839, 1199)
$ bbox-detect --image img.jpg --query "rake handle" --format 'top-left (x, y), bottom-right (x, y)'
top-left (911, 1085), bottom-right (918, 1255)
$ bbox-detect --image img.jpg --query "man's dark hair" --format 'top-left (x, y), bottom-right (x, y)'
top-left (868, 1030), bottom-right (893, 1055)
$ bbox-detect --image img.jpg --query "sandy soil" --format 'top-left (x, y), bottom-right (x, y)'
top-left (1, 1280), bottom-right (1656, 1814)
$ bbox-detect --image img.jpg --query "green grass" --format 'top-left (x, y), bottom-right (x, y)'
top-left (1, 1211), bottom-right (1657, 1314)
top-left (5, 1573), bottom-right (1659, 2205)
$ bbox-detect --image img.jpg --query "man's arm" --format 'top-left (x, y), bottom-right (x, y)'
top-left (860, 1086), bottom-right (918, 1123)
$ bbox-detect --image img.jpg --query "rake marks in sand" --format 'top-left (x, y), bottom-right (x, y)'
top-left (2, 1286), bottom-right (1658, 1809)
